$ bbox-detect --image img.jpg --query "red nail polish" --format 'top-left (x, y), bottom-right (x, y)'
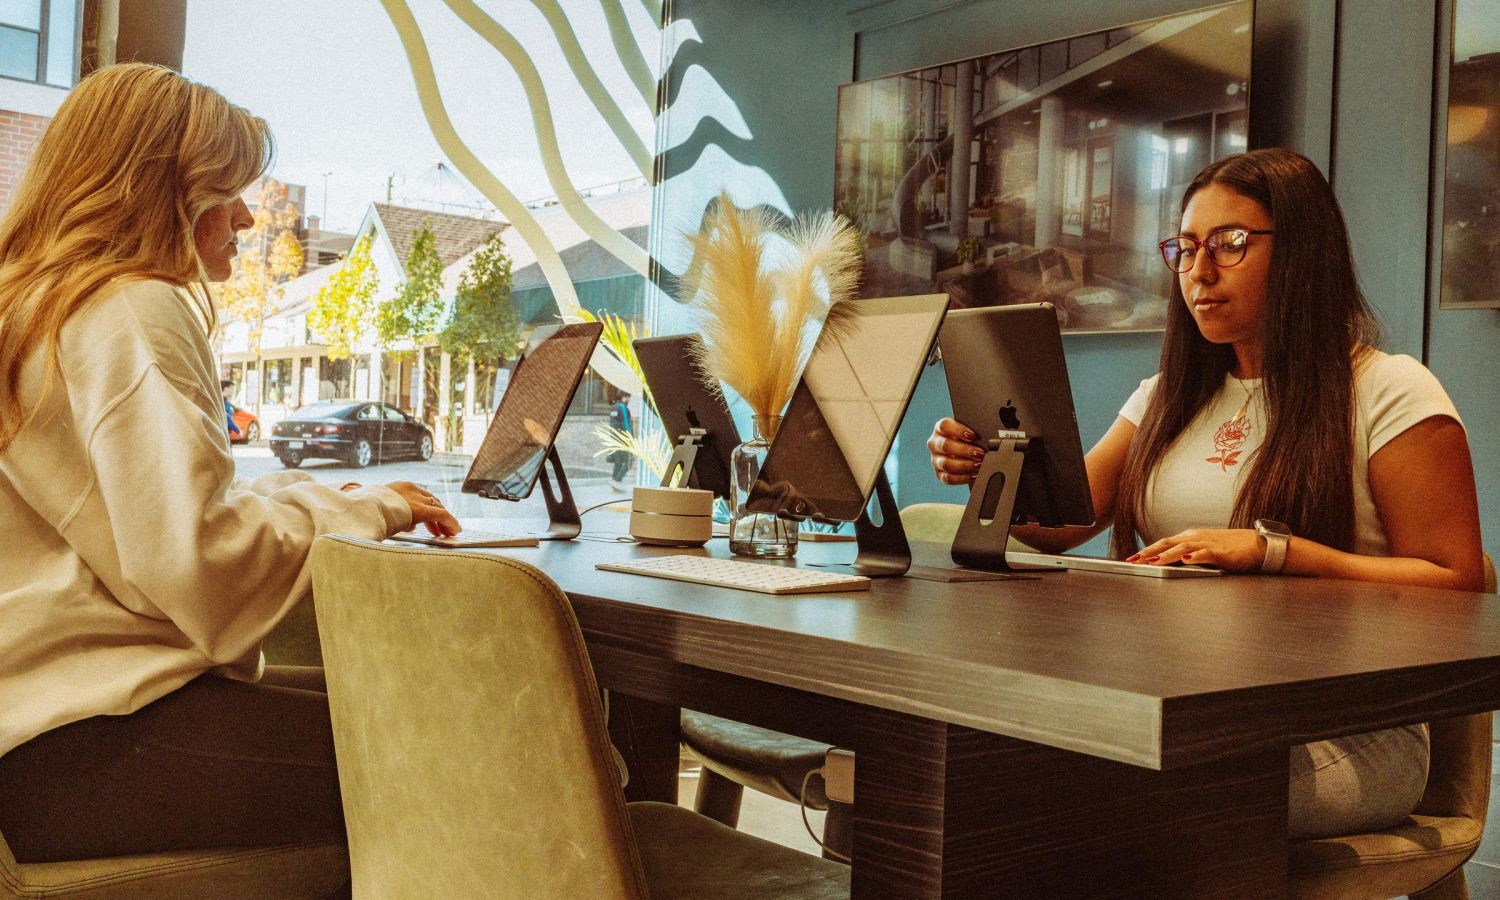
top-left (1147, 556), bottom-right (1160, 562)
top-left (1126, 555), bottom-right (1139, 562)
top-left (964, 431), bottom-right (976, 441)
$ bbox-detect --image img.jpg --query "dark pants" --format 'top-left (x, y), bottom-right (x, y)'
top-left (0, 666), bottom-right (344, 863)
top-left (611, 449), bottom-right (631, 482)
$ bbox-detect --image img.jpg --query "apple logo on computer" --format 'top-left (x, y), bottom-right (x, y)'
top-left (998, 400), bottom-right (1021, 431)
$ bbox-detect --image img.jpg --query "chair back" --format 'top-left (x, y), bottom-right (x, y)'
top-left (0, 831), bottom-right (22, 899)
top-left (310, 536), bottom-right (649, 900)
top-left (1415, 712), bottom-right (1492, 822)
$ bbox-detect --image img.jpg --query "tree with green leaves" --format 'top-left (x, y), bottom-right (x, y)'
top-left (439, 233), bottom-right (520, 365)
top-left (377, 223), bottom-right (447, 346)
top-left (308, 233), bottom-right (379, 360)
top-left (215, 179), bottom-right (304, 359)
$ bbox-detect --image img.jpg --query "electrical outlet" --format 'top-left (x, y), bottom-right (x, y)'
top-left (822, 747), bottom-right (855, 805)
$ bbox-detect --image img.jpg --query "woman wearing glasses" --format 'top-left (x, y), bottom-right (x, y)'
top-left (928, 147), bottom-right (1483, 840)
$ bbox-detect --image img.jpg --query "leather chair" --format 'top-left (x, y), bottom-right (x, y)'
top-left (0, 830), bottom-right (347, 899)
top-left (308, 536), bottom-right (848, 899)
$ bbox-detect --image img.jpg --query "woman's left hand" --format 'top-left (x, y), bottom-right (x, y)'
top-left (1127, 528), bottom-right (1267, 573)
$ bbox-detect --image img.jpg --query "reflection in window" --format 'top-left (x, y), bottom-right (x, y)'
top-left (1438, 0), bottom-right (1500, 308)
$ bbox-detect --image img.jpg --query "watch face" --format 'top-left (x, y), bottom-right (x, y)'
top-left (1257, 519), bottom-right (1290, 537)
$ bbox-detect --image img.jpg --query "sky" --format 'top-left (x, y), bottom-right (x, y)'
top-left (182, 0), bottom-right (659, 234)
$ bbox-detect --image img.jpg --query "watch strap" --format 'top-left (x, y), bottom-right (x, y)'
top-left (1256, 520), bottom-right (1289, 574)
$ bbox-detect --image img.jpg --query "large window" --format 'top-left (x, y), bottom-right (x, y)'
top-left (0, 0), bottom-right (77, 87)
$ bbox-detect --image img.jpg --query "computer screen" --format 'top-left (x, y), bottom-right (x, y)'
top-left (939, 303), bottom-right (1094, 528)
top-left (462, 321), bottom-right (602, 500)
top-left (634, 334), bottom-right (740, 498)
top-left (746, 294), bottom-right (949, 523)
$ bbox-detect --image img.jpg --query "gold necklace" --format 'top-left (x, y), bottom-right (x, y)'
top-left (1231, 375), bottom-right (1261, 421)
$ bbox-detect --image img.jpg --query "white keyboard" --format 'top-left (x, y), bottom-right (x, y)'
top-left (390, 529), bottom-right (540, 549)
top-left (1006, 551), bottom-right (1222, 578)
top-left (596, 555), bottom-right (871, 595)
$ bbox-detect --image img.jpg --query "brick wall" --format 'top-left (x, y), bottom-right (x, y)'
top-left (0, 109), bottom-right (49, 213)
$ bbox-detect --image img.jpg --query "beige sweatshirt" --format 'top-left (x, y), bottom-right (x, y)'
top-left (0, 279), bottom-right (411, 757)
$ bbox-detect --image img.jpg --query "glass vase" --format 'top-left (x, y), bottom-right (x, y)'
top-left (729, 415), bottom-right (797, 558)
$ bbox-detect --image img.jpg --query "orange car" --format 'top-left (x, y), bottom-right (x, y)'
top-left (229, 404), bottom-right (260, 443)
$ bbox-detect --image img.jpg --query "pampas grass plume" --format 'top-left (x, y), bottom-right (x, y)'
top-left (681, 193), bottom-right (862, 420)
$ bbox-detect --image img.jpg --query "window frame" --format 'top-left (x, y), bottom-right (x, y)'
top-left (0, 0), bottom-right (80, 89)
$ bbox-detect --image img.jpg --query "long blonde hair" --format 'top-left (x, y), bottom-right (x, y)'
top-left (0, 62), bottom-right (272, 451)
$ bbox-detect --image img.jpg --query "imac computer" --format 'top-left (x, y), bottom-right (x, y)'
top-left (744, 293), bottom-right (949, 577)
top-left (938, 303), bottom-right (1094, 571)
top-left (942, 304), bottom-right (1220, 579)
top-left (633, 333), bottom-right (739, 498)
top-left (461, 321), bottom-right (603, 539)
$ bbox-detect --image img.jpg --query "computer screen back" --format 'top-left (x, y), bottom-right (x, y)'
top-left (634, 334), bottom-right (739, 498)
top-left (747, 294), bottom-right (949, 523)
top-left (939, 303), bottom-right (1094, 528)
top-left (462, 321), bottom-right (602, 499)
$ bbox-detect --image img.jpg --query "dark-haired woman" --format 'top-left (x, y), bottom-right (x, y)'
top-left (928, 147), bottom-right (1483, 839)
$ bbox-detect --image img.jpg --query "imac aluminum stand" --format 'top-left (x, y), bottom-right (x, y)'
top-left (477, 446), bottom-right (581, 540)
top-left (850, 469), bottom-right (912, 577)
top-left (808, 468), bottom-right (910, 577)
top-left (661, 429), bottom-right (706, 489)
top-left (535, 446), bottom-right (582, 540)
top-left (947, 433), bottom-right (1050, 575)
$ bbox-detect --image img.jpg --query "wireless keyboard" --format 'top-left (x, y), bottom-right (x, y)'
top-left (596, 555), bottom-right (871, 595)
top-left (390, 529), bottom-right (540, 549)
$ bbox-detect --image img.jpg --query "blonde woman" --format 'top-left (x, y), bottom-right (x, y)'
top-left (0, 64), bottom-right (458, 862)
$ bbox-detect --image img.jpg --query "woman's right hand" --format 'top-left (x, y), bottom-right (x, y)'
top-left (385, 481), bottom-right (461, 536)
top-left (928, 418), bottom-right (987, 485)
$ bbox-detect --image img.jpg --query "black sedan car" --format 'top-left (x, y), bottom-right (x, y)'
top-left (269, 400), bottom-right (435, 468)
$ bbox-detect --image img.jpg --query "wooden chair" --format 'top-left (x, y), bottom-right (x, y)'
top-left (0, 830), bottom-right (346, 899)
top-left (309, 536), bottom-right (848, 899)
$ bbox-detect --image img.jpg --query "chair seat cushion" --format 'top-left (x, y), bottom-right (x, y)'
top-left (1288, 813), bottom-right (1483, 900)
top-left (5, 840), bottom-right (347, 899)
top-left (629, 802), bottom-right (848, 900)
top-left (680, 710), bottom-right (831, 806)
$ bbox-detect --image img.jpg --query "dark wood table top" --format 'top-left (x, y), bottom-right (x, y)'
top-left (456, 525), bottom-right (1500, 769)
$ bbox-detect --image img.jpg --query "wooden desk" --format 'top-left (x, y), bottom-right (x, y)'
top-left (491, 536), bottom-right (1500, 898)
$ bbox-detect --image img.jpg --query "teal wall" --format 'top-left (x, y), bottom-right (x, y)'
top-left (656, 0), bottom-right (1500, 558)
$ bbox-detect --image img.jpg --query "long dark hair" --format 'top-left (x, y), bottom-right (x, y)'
top-left (1110, 148), bottom-right (1381, 559)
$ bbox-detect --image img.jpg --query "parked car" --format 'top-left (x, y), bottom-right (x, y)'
top-left (228, 404), bottom-right (259, 443)
top-left (268, 400), bottom-right (435, 469)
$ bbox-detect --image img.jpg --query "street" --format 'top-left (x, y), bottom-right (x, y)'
top-left (231, 444), bottom-right (634, 535)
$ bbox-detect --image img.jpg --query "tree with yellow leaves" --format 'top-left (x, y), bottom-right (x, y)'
top-left (215, 179), bottom-right (305, 362)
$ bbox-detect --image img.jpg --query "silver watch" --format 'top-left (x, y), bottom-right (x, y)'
top-left (1254, 519), bottom-right (1291, 574)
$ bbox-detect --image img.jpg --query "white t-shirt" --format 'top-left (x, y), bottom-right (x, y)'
top-left (0, 279), bottom-right (412, 758)
top-left (1117, 350), bottom-right (1463, 552)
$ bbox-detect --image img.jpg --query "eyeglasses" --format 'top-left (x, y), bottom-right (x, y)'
top-left (1157, 228), bottom-right (1274, 273)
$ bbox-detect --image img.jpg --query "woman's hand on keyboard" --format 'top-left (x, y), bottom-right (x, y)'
top-left (386, 482), bottom-right (461, 537)
top-left (928, 417), bottom-right (986, 485)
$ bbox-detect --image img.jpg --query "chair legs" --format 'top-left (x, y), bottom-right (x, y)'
top-left (1412, 867), bottom-right (1470, 900)
top-left (693, 768), bottom-right (744, 827)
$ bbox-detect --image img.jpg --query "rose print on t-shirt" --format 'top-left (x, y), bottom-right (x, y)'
top-left (1206, 414), bottom-right (1250, 470)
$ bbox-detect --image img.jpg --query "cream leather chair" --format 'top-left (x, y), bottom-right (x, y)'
top-left (0, 831), bottom-right (347, 899)
top-left (309, 535), bottom-right (848, 899)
